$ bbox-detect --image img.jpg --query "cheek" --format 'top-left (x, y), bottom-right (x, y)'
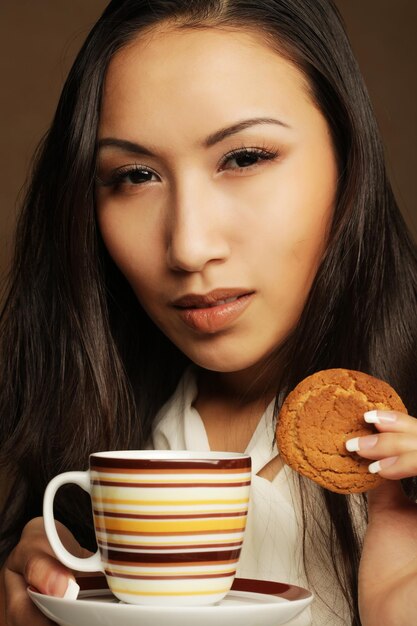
top-left (251, 164), bottom-right (335, 299)
top-left (97, 208), bottom-right (162, 294)
top-left (247, 182), bottom-right (333, 264)
top-left (277, 148), bottom-right (335, 246)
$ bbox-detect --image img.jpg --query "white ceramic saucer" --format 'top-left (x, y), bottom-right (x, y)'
top-left (28, 575), bottom-right (313, 626)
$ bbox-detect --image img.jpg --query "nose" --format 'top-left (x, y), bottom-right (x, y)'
top-left (166, 181), bottom-right (231, 273)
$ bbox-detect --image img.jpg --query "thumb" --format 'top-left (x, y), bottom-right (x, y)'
top-left (24, 553), bottom-right (77, 597)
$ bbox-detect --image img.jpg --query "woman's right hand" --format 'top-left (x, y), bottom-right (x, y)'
top-left (0, 517), bottom-right (86, 625)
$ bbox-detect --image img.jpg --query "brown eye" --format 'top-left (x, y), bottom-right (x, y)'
top-left (125, 168), bottom-right (155, 184)
top-left (219, 148), bottom-right (279, 171)
top-left (97, 165), bottom-right (159, 190)
top-left (230, 152), bottom-right (262, 168)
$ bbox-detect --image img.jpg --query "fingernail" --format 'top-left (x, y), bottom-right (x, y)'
top-left (346, 434), bottom-right (378, 452)
top-left (364, 410), bottom-right (397, 425)
top-left (368, 456), bottom-right (398, 474)
top-left (47, 572), bottom-right (69, 597)
top-left (63, 578), bottom-right (80, 600)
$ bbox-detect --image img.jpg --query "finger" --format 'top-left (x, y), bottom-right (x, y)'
top-left (345, 432), bottom-right (417, 460)
top-left (7, 544), bottom-right (73, 598)
top-left (367, 451), bottom-right (417, 480)
top-left (363, 410), bottom-right (417, 434)
top-left (4, 568), bottom-right (55, 626)
top-left (23, 553), bottom-right (74, 597)
top-left (7, 519), bottom-right (81, 597)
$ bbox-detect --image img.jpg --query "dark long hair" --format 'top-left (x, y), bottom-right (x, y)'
top-left (1, 1), bottom-right (416, 623)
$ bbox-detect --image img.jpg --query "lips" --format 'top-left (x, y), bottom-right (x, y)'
top-left (172, 289), bottom-right (254, 333)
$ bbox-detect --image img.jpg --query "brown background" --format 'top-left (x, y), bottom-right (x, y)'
top-left (1, 0), bottom-right (416, 282)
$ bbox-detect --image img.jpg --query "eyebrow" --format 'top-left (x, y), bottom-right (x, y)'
top-left (203, 117), bottom-right (290, 147)
top-left (97, 117), bottom-right (290, 155)
top-left (97, 137), bottom-right (155, 156)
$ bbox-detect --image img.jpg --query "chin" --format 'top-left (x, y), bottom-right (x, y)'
top-left (182, 345), bottom-right (267, 375)
top-left (167, 327), bottom-right (287, 376)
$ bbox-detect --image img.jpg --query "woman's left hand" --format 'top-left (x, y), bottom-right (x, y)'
top-left (345, 410), bottom-right (417, 626)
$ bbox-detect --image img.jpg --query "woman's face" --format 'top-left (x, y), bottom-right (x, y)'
top-left (96, 27), bottom-right (338, 377)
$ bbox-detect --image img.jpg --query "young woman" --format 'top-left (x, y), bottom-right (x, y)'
top-left (1, 1), bottom-right (417, 624)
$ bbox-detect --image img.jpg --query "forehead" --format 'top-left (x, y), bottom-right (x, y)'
top-left (99, 26), bottom-right (316, 141)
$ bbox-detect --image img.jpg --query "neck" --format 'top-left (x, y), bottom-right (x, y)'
top-left (193, 369), bottom-right (273, 453)
top-left (196, 362), bottom-right (278, 406)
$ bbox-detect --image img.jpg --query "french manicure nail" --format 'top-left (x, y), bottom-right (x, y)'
top-left (63, 578), bottom-right (80, 600)
top-left (364, 410), bottom-right (397, 425)
top-left (346, 437), bottom-right (360, 452)
top-left (368, 456), bottom-right (398, 474)
top-left (346, 435), bottom-right (378, 452)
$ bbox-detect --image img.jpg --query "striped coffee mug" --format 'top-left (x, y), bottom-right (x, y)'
top-left (43, 450), bottom-right (251, 605)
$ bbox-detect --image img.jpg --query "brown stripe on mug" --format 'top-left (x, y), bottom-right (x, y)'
top-left (91, 457), bottom-right (251, 470)
top-left (95, 527), bottom-right (245, 536)
top-left (91, 467), bottom-right (250, 474)
top-left (92, 480), bottom-right (251, 488)
top-left (104, 549), bottom-right (242, 564)
top-left (93, 510), bottom-right (248, 520)
top-left (104, 571), bottom-right (236, 580)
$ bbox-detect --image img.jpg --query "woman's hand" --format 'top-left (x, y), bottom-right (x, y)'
top-left (345, 410), bottom-right (417, 479)
top-left (345, 410), bottom-right (417, 626)
top-left (0, 517), bottom-right (86, 625)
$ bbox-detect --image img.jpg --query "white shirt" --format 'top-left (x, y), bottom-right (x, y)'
top-left (151, 368), bottom-right (352, 625)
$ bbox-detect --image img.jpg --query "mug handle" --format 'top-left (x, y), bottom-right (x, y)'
top-left (43, 471), bottom-right (103, 572)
